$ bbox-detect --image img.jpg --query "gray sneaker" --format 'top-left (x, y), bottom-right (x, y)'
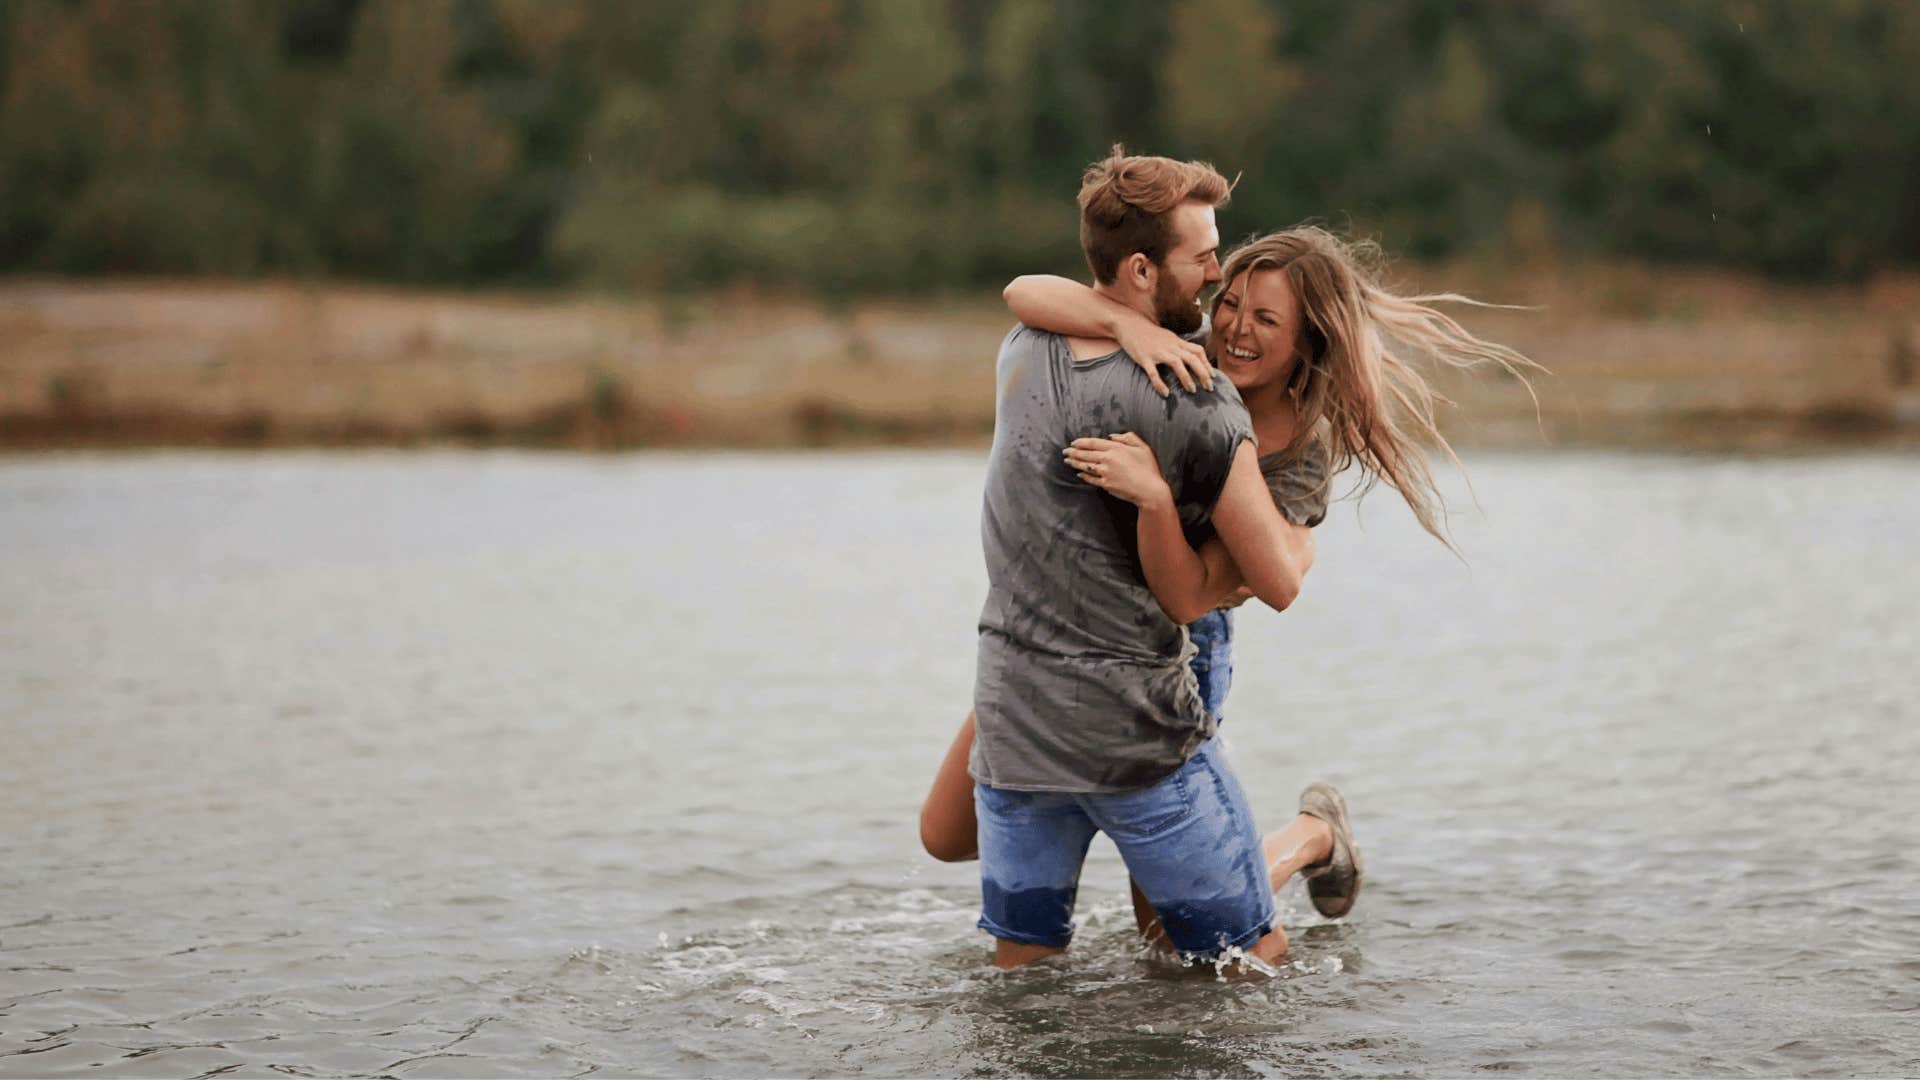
top-left (1298, 782), bottom-right (1363, 919)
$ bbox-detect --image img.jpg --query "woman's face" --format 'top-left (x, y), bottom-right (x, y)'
top-left (1210, 268), bottom-right (1303, 397)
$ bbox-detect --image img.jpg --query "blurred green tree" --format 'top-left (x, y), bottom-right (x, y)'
top-left (0, 0), bottom-right (1913, 288)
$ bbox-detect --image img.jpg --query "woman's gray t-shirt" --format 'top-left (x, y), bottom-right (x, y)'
top-left (1259, 433), bottom-right (1331, 527)
top-left (969, 325), bottom-right (1254, 793)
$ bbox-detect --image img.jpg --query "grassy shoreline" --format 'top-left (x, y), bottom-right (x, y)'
top-left (3, 271), bottom-right (1917, 453)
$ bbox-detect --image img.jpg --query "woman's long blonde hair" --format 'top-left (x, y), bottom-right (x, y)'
top-left (1212, 225), bottom-right (1541, 545)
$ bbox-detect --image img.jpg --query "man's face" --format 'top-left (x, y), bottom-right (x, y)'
top-left (1151, 201), bottom-right (1223, 334)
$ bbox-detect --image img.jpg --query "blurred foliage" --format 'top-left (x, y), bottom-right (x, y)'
top-left (1, 0), bottom-right (1915, 291)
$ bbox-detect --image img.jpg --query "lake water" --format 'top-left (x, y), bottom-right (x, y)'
top-left (2, 450), bottom-right (1916, 1077)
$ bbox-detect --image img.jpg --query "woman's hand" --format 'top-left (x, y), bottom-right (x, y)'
top-left (1114, 320), bottom-right (1212, 397)
top-left (1064, 432), bottom-right (1173, 510)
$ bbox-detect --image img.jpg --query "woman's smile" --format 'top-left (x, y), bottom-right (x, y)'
top-left (1210, 268), bottom-right (1302, 394)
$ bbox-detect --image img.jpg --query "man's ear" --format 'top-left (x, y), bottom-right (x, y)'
top-left (1123, 252), bottom-right (1155, 291)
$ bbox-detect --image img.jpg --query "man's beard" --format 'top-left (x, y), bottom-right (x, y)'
top-left (1153, 272), bottom-right (1204, 335)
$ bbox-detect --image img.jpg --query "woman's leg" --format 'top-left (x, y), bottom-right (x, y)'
top-left (919, 711), bottom-right (981, 862)
top-left (1262, 814), bottom-right (1334, 893)
top-left (1186, 609), bottom-right (1234, 722)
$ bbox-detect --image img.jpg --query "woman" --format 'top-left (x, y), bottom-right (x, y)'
top-left (922, 225), bottom-right (1538, 944)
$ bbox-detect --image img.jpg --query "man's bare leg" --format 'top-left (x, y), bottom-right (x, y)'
top-left (1127, 815), bottom-right (1326, 962)
top-left (1263, 813), bottom-right (1334, 894)
top-left (1136, 814), bottom-right (1320, 968)
top-left (919, 712), bottom-right (980, 862)
top-left (1244, 924), bottom-right (1290, 967)
top-left (948, 729), bottom-right (1319, 972)
top-left (994, 938), bottom-right (1066, 969)
top-left (1129, 878), bottom-right (1168, 950)
top-left (1131, 878), bottom-right (1290, 970)
top-left (1131, 817), bottom-right (1331, 948)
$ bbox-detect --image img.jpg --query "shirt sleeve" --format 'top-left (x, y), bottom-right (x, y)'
top-left (1259, 435), bottom-right (1332, 527)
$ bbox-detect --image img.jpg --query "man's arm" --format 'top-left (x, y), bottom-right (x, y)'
top-left (1210, 440), bottom-right (1316, 613)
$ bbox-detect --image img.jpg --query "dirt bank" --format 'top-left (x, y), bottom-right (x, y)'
top-left (2, 270), bottom-right (1917, 452)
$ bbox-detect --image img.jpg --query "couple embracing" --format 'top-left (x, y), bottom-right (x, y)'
top-left (918, 147), bottom-right (1534, 972)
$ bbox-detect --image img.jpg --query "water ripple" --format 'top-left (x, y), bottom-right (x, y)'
top-left (1, 451), bottom-right (1915, 1075)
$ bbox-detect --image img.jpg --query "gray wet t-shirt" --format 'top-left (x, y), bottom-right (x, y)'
top-left (969, 324), bottom-right (1254, 793)
top-left (1260, 434), bottom-right (1332, 528)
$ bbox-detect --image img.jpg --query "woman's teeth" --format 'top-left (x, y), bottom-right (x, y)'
top-left (1225, 345), bottom-right (1258, 360)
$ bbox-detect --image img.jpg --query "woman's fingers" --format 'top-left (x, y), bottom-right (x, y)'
top-left (1153, 351), bottom-right (1209, 394)
top-left (1143, 365), bottom-right (1170, 398)
top-left (1163, 353), bottom-right (1197, 393)
top-left (1065, 444), bottom-right (1107, 485)
top-left (1177, 344), bottom-right (1207, 391)
top-left (1066, 435), bottom-right (1149, 482)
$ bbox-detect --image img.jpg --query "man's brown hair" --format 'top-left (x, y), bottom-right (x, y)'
top-left (1077, 145), bottom-right (1232, 285)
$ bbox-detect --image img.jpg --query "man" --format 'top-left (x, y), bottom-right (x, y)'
top-left (968, 147), bottom-right (1347, 970)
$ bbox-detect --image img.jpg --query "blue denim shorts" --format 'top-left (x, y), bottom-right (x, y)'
top-left (1187, 608), bottom-right (1235, 721)
top-left (974, 738), bottom-right (1275, 958)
